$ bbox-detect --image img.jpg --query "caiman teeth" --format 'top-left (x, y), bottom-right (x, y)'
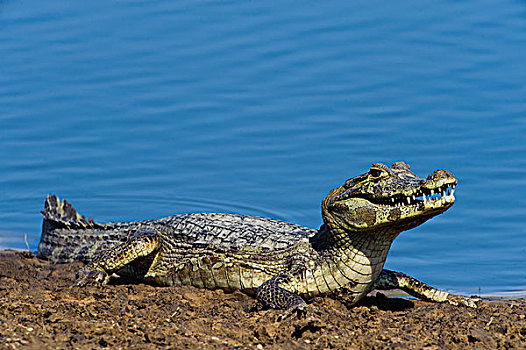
top-left (370, 184), bottom-right (456, 208)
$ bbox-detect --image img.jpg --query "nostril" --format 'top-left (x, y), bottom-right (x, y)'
top-left (427, 169), bottom-right (444, 180)
top-left (426, 169), bottom-right (457, 183)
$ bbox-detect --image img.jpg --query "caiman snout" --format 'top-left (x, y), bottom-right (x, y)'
top-left (424, 169), bottom-right (457, 189)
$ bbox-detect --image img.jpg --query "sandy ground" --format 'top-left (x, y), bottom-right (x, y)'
top-left (1, 250), bottom-right (525, 350)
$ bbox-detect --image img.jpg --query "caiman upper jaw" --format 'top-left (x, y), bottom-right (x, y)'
top-left (333, 170), bottom-right (457, 210)
top-left (370, 182), bottom-right (456, 209)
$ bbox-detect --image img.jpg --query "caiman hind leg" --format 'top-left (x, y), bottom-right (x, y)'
top-left (256, 274), bottom-right (308, 319)
top-left (72, 230), bottom-right (160, 287)
top-left (374, 269), bottom-right (479, 307)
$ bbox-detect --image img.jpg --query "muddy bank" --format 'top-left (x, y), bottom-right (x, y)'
top-left (1, 250), bottom-right (525, 349)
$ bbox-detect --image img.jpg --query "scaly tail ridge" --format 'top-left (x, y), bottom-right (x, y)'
top-left (41, 194), bottom-right (98, 229)
top-left (38, 195), bottom-right (111, 263)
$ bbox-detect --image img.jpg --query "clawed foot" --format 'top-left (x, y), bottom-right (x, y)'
top-left (446, 294), bottom-right (481, 308)
top-left (278, 299), bottom-right (308, 321)
top-left (70, 264), bottom-right (109, 287)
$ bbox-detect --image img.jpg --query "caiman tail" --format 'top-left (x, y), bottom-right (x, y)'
top-left (38, 194), bottom-right (129, 263)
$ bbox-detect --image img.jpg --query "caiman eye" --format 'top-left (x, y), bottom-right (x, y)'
top-left (370, 169), bottom-right (380, 177)
top-left (369, 168), bottom-right (388, 178)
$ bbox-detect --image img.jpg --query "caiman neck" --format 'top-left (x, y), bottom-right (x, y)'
top-left (307, 221), bottom-right (402, 299)
top-left (311, 220), bottom-right (402, 252)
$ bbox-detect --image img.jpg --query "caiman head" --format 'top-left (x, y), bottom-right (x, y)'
top-left (322, 161), bottom-right (457, 234)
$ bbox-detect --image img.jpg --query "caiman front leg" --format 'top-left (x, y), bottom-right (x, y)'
top-left (374, 269), bottom-right (479, 308)
top-left (256, 274), bottom-right (308, 319)
top-left (72, 230), bottom-right (160, 287)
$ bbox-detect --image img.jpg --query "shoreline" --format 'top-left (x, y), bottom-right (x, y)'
top-left (1, 249), bottom-right (525, 349)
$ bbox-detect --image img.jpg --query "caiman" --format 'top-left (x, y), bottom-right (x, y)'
top-left (37, 161), bottom-right (478, 317)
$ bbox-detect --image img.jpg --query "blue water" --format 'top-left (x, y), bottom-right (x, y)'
top-left (1, 0), bottom-right (525, 296)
